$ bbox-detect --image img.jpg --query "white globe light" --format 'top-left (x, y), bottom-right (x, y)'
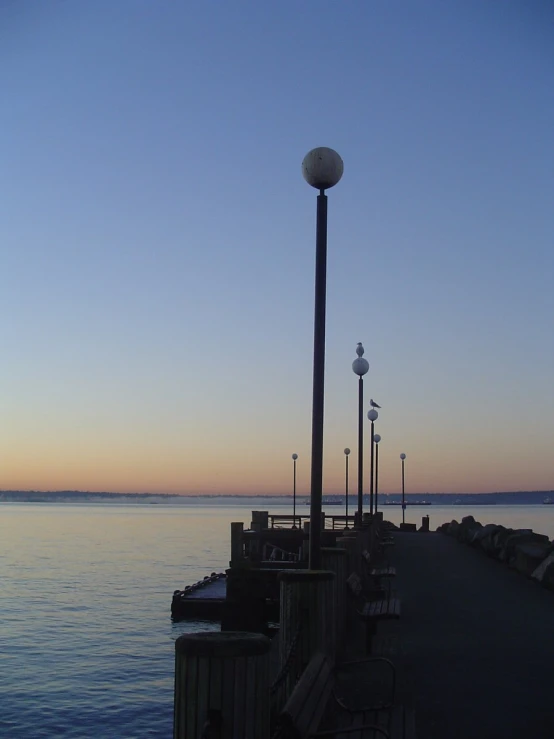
top-left (292, 453), bottom-right (298, 460)
top-left (352, 358), bottom-right (369, 377)
top-left (400, 453), bottom-right (406, 460)
top-left (367, 409), bottom-right (378, 422)
top-left (302, 147), bottom-right (344, 190)
top-left (374, 434), bottom-right (381, 443)
top-left (344, 448), bottom-right (351, 455)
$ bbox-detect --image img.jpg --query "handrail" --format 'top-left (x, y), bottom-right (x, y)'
top-left (263, 543), bottom-right (299, 562)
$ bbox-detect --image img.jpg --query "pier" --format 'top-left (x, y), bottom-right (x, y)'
top-left (390, 531), bottom-right (554, 738)
top-left (172, 512), bottom-right (554, 738)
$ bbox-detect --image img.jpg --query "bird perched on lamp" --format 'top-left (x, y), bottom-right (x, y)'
top-left (356, 342), bottom-right (365, 357)
top-left (369, 399), bottom-right (381, 409)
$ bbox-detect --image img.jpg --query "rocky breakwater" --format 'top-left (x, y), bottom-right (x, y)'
top-left (437, 516), bottom-right (554, 589)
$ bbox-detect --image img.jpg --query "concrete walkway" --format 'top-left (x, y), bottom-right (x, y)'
top-left (389, 532), bottom-right (554, 739)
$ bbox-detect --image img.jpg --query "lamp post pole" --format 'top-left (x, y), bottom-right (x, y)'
top-left (344, 448), bottom-right (350, 528)
top-left (292, 453), bottom-right (298, 528)
top-left (302, 147), bottom-right (343, 570)
top-left (352, 344), bottom-right (369, 527)
top-left (374, 434), bottom-right (381, 515)
top-left (400, 453), bottom-right (407, 525)
top-left (367, 409), bottom-right (378, 516)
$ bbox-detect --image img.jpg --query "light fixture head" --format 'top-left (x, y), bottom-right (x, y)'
top-left (367, 409), bottom-right (378, 422)
top-left (302, 147), bottom-right (344, 190)
top-left (352, 358), bottom-right (369, 377)
top-left (373, 434), bottom-right (381, 444)
top-left (344, 448), bottom-right (351, 455)
top-left (400, 453), bottom-right (406, 460)
top-left (292, 453), bottom-right (298, 460)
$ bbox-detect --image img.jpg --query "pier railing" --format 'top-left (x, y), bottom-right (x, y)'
top-left (268, 513), bottom-right (356, 530)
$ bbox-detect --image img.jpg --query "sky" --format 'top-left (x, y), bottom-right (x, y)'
top-left (2, 1), bottom-right (553, 496)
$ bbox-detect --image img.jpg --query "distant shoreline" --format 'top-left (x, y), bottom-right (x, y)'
top-left (1, 490), bottom-right (553, 506)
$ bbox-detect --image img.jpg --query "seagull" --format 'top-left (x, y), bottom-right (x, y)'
top-left (370, 399), bottom-right (381, 409)
top-left (356, 342), bottom-right (364, 357)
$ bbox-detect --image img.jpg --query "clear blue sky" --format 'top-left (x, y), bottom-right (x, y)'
top-left (2, 0), bottom-right (553, 494)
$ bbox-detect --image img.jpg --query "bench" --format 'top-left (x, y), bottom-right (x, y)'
top-left (347, 573), bottom-right (400, 652)
top-left (361, 550), bottom-right (396, 579)
top-left (275, 651), bottom-right (414, 738)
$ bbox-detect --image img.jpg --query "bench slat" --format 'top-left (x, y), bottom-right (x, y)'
top-left (280, 652), bottom-right (334, 737)
top-left (370, 566), bottom-right (396, 578)
top-left (361, 599), bottom-right (400, 619)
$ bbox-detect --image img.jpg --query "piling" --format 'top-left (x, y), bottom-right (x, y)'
top-left (173, 631), bottom-right (271, 739)
top-left (337, 533), bottom-right (358, 575)
top-left (250, 510), bottom-right (269, 532)
top-left (230, 522), bottom-right (244, 565)
top-left (278, 570), bottom-right (336, 696)
top-left (321, 547), bottom-right (348, 652)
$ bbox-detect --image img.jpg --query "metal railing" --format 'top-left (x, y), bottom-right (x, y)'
top-left (262, 543), bottom-right (300, 562)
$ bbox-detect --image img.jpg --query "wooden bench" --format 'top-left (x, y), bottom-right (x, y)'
top-left (347, 573), bottom-right (400, 652)
top-left (361, 550), bottom-right (396, 579)
top-left (275, 651), bottom-right (414, 738)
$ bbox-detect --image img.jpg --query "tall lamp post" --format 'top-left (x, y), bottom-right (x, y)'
top-left (373, 434), bottom-right (381, 515)
top-left (352, 343), bottom-right (369, 526)
top-left (367, 408), bottom-right (379, 516)
top-left (343, 448), bottom-right (350, 528)
top-left (302, 147), bottom-right (344, 570)
top-left (400, 453), bottom-right (407, 525)
top-left (292, 453), bottom-right (298, 528)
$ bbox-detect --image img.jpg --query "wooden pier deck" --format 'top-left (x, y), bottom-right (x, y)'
top-left (388, 532), bottom-right (554, 739)
top-left (184, 578), bottom-right (226, 599)
top-left (171, 574), bottom-right (227, 620)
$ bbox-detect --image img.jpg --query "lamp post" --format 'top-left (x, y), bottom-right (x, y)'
top-left (302, 147), bottom-right (343, 570)
top-left (292, 453), bottom-right (298, 528)
top-left (352, 344), bottom-right (369, 526)
top-left (400, 453), bottom-right (407, 524)
top-left (367, 408), bottom-right (378, 516)
top-left (373, 434), bottom-right (381, 515)
top-left (343, 448), bottom-right (350, 528)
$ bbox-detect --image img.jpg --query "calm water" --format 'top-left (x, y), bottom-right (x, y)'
top-left (2, 502), bottom-right (554, 738)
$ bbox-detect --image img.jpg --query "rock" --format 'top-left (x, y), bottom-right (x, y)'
top-left (491, 528), bottom-right (515, 558)
top-left (478, 525), bottom-right (505, 555)
top-left (512, 542), bottom-right (552, 576)
top-left (541, 562), bottom-right (554, 591)
top-left (531, 552), bottom-right (554, 583)
top-left (457, 516), bottom-right (482, 544)
top-left (448, 520), bottom-right (460, 537)
top-left (467, 522), bottom-right (484, 545)
top-left (499, 531), bottom-right (549, 563)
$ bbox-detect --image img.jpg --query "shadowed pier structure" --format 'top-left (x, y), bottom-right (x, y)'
top-left (388, 532), bottom-right (554, 739)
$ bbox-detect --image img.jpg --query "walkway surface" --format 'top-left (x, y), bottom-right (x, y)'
top-left (389, 531), bottom-right (554, 739)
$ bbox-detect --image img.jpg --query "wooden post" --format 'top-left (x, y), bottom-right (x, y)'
top-left (336, 535), bottom-right (360, 639)
top-left (321, 547), bottom-right (348, 652)
top-left (337, 533), bottom-right (359, 574)
top-left (230, 522), bottom-right (244, 566)
top-left (278, 569), bottom-right (336, 700)
top-left (250, 511), bottom-right (269, 532)
top-left (174, 631), bottom-right (271, 739)
top-left (302, 521), bottom-right (310, 562)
